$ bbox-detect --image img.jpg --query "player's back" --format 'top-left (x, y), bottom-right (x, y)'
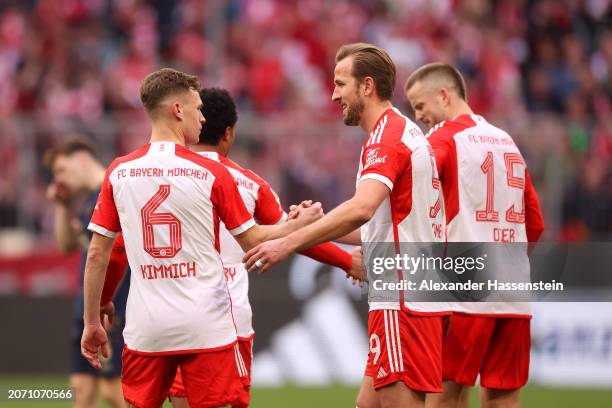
top-left (429, 115), bottom-right (529, 243)
top-left (90, 142), bottom-right (255, 353)
top-left (428, 115), bottom-right (543, 315)
top-left (197, 151), bottom-right (285, 339)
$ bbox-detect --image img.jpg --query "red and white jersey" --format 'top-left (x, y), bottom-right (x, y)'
top-left (89, 142), bottom-right (255, 354)
top-left (198, 151), bottom-right (285, 339)
top-left (427, 114), bottom-right (544, 316)
top-left (357, 107), bottom-right (448, 314)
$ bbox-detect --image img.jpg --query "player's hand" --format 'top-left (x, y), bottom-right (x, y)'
top-left (46, 182), bottom-right (71, 206)
top-left (243, 238), bottom-right (293, 273)
top-left (81, 323), bottom-right (110, 370)
top-left (346, 246), bottom-right (367, 285)
top-left (100, 301), bottom-right (116, 332)
top-left (291, 202), bottom-right (323, 227)
top-left (287, 200), bottom-right (316, 220)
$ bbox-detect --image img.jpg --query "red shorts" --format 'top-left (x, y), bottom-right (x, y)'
top-left (443, 314), bottom-right (531, 389)
top-left (122, 344), bottom-right (243, 408)
top-left (364, 309), bottom-right (444, 392)
top-left (169, 340), bottom-right (252, 408)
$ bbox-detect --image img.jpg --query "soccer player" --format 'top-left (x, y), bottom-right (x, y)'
top-left (405, 63), bottom-right (545, 408)
top-left (99, 87), bottom-right (364, 408)
top-left (44, 140), bottom-right (128, 408)
top-left (80, 68), bottom-right (322, 408)
top-left (243, 43), bottom-right (448, 408)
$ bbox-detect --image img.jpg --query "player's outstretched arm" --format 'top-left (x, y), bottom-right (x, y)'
top-left (81, 232), bottom-right (115, 369)
top-left (289, 201), bottom-right (362, 245)
top-left (233, 203), bottom-right (323, 251)
top-left (243, 179), bottom-right (388, 273)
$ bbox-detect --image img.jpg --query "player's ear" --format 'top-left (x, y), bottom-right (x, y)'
top-left (171, 100), bottom-right (183, 121)
top-left (223, 126), bottom-right (234, 143)
top-left (439, 88), bottom-right (452, 107)
top-left (362, 76), bottom-right (375, 97)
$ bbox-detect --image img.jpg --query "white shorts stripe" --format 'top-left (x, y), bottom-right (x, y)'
top-left (394, 311), bottom-right (404, 372)
top-left (234, 344), bottom-right (246, 377)
top-left (383, 310), bottom-right (396, 373)
top-left (238, 344), bottom-right (248, 376)
top-left (388, 310), bottom-right (400, 374)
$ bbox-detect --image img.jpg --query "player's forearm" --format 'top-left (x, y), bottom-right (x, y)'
top-left (334, 229), bottom-right (362, 245)
top-left (237, 219), bottom-right (304, 251)
top-left (54, 205), bottom-right (79, 253)
top-left (101, 242), bottom-right (128, 305)
top-left (83, 235), bottom-right (114, 325)
top-left (285, 199), bottom-right (370, 253)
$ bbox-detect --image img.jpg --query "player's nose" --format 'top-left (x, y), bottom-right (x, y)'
top-left (331, 88), bottom-right (340, 101)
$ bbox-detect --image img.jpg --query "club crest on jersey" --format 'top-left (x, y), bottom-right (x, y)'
top-left (363, 148), bottom-right (387, 170)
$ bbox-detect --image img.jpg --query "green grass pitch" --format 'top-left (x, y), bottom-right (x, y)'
top-left (0, 376), bottom-right (611, 407)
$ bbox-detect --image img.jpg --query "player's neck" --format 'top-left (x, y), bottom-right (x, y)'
top-left (150, 122), bottom-right (187, 146)
top-left (361, 100), bottom-right (393, 134)
top-left (447, 101), bottom-right (474, 120)
top-left (191, 144), bottom-right (222, 155)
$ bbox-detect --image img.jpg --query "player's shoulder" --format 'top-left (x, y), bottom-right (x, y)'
top-left (107, 144), bottom-right (151, 174)
top-left (222, 157), bottom-right (270, 191)
top-left (366, 107), bottom-right (421, 147)
top-left (174, 145), bottom-right (233, 179)
top-left (427, 114), bottom-right (478, 142)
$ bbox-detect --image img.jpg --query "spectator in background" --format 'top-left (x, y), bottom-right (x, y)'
top-left (0, 0), bottom-right (610, 242)
top-left (44, 139), bottom-right (129, 408)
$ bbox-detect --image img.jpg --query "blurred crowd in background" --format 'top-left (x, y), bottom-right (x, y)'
top-left (0, 0), bottom-right (611, 254)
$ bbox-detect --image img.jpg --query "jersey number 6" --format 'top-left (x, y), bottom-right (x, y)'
top-left (141, 185), bottom-right (182, 258)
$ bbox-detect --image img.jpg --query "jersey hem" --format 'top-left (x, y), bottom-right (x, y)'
top-left (123, 339), bottom-right (238, 356)
top-left (237, 333), bottom-right (255, 342)
top-left (452, 311), bottom-right (532, 319)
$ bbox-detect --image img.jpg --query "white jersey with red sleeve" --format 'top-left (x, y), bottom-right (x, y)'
top-left (427, 114), bottom-right (545, 316)
top-left (198, 151), bottom-right (285, 339)
top-left (356, 107), bottom-right (448, 314)
top-left (88, 142), bottom-right (256, 354)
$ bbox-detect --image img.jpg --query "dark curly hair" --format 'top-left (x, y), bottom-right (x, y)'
top-left (198, 88), bottom-right (238, 145)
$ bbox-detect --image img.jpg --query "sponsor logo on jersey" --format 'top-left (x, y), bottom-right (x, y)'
top-left (363, 147), bottom-right (387, 170)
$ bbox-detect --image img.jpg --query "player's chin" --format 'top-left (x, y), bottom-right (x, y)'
top-left (343, 116), bottom-right (359, 126)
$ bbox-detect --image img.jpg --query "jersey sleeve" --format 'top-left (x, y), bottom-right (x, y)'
top-left (299, 242), bottom-right (352, 271)
top-left (211, 167), bottom-right (256, 236)
top-left (101, 232), bottom-right (129, 305)
top-left (88, 166), bottom-right (121, 238)
top-left (428, 128), bottom-right (460, 224)
top-left (428, 132), bottom-right (452, 177)
top-left (254, 183), bottom-right (285, 225)
top-left (524, 169), bottom-right (545, 243)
